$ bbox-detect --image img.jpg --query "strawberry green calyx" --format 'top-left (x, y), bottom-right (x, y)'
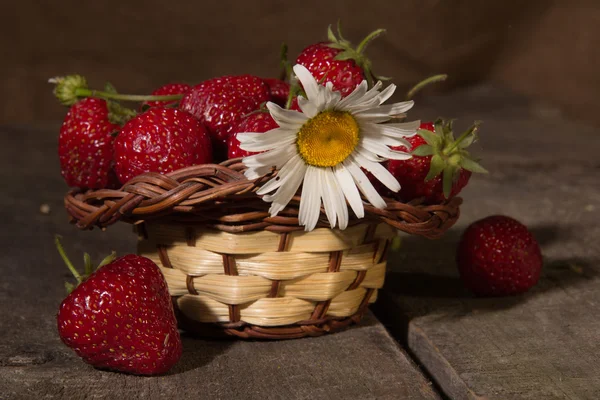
top-left (49, 75), bottom-right (89, 106)
top-left (326, 22), bottom-right (389, 87)
top-left (414, 120), bottom-right (488, 199)
top-left (49, 75), bottom-right (185, 105)
top-left (55, 235), bottom-right (116, 294)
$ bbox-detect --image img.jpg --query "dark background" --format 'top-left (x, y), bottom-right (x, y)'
top-left (2, 0), bottom-right (599, 125)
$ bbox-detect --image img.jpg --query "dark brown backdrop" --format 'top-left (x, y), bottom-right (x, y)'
top-left (2, 0), bottom-right (599, 125)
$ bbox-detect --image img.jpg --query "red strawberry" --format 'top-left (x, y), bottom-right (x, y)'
top-left (295, 25), bottom-right (386, 97)
top-left (262, 78), bottom-right (290, 107)
top-left (387, 120), bottom-right (487, 204)
top-left (179, 75), bottom-right (270, 160)
top-left (58, 97), bottom-right (121, 189)
top-left (143, 83), bottom-right (191, 108)
top-left (55, 238), bottom-right (182, 375)
top-left (456, 215), bottom-right (543, 296)
top-left (227, 112), bottom-right (279, 159)
top-left (113, 107), bottom-right (212, 184)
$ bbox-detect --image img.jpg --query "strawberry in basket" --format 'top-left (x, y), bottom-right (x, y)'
top-left (55, 236), bottom-right (182, 375)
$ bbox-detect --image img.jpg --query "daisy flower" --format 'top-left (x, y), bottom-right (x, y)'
top-left (238, 64), bottom-right (419, 231)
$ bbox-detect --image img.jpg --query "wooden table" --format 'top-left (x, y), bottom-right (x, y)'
top-left (1, 86), bottom-right (598, 399)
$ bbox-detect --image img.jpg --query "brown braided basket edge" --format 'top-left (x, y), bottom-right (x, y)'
top-left (63, 158), bottom-right (462, 238)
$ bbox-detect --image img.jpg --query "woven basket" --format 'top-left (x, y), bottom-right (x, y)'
top-left (64, 159), bottom-right (461, 339)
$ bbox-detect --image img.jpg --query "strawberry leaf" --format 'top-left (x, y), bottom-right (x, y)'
top-left (65, 282), bottom-right (75, 295)
top-left (412, 144), bottom-right (435, 157)
top-left (425, 154), bottom-right (446, 181)
top-left (98, 252), bottom-right (117, 269)
top-left (327, 25), bottom-right (338, 43)
top-left (417, 129), bottom-right (442, 148)
top-left (104, 82), bottom-right (118, 94)
top-left (442, 166), bottom-right (454, 199)
top-left (460, 157), bottom-right (488, 173)
top-left (334, 51), bottom-right (358, 61)
top-left (459, 131), bottom-right (477, 148)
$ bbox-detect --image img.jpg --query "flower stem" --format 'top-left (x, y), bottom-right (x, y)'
top-left (74, 88), bottom-right (183, 103)
top-left (406, 74), bottom-right (448, 100)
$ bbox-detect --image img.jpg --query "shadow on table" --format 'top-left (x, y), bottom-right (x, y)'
top-left (372, 223), bottom-right (598, 343)
top-left (167, 334), bottom-right (234, 375)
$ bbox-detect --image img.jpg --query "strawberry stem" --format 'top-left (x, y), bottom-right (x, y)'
top-left (406, 74), bottom-right (448, 100)
top-left (74, 88), bottom-right (183, 103)
top-left (356, 28), bottom-right (386, 55)
top-left (55, 235), bottom-right (83, 285)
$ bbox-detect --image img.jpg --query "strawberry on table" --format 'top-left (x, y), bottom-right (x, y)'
top-left (387, 120), bottom-right (487, 204)
top-left (295, 24), bottom-right (387, 96)
top-left (179, 75), bottom-right (270, 160)
top-left (142, 83), bottom-right (191, 109)
top-left (58, 97), bottom-right (121, 189)
top-left (227, 111), bottom-right (279, 159)
top-left (456, 215), bottom-right (543, 296)
top-left (55, 237), bottom-right (182, 375)
top-left (113, 107), bottom-right (212, 184)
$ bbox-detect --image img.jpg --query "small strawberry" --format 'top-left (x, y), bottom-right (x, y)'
top-left (142, 83), bottom-right (191, 108)
top-left (262, 78), bottom-right (290, 108)
top-left (55, 236), bottom-right (182, 375)
top-left (113, 107), bottom-right (212, 184)
top-left (58, 97), bottom-right (121, 189)
top-left (227, 111), bottom-right (279, 159)
top-left (387, 120), bottom-right (487, 204)
top-left (295, 24), bottom-right (387, 96)
top-left (456, 216), bottom-right (543, 296)
top-left (179, 75), bottom-right (270, 160)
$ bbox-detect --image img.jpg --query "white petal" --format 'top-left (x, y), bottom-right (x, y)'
top-left (320, 169), bottom-right (337, 228)
top-left (336, 81), bottom-right (368, 110)
top-left (382, 120), bottom-right (421, 136)
top-left (298, 167), bottom-right (322, 231)
top-left (334, 164), bottom-right (364, 219)
top-left (266, 102), bottom-right (308, 126)
top-left (293, 64), bottom-right (320, 102)
top-left (297, 96), bottom-right (318, 118)
top-left (352, 153), bottom-right (400, 192)
top-left (243, 145), bottom-right (295, 169)
top-left (239, 128), bottom-right (297, 152)
top-left (263, 161), bottom-right (307, 216)
top-left (256, 153), bottom-right (302, 195)
top-left (356, 100), bottom-right (414, 118)
top-left (344, 159), bottom-right (387, 209)
top-left (377, 83), bottom-right (396, 104)
top-left (327, 172), bottom-right (349, 230)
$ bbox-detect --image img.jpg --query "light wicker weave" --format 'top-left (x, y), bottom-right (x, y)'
top-left (64, 159), bottom-right (462, 339)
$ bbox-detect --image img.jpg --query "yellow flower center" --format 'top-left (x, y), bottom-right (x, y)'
top-left (296, 111), bottom-right (360, 167)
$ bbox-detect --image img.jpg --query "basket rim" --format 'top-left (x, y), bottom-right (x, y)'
top-left (63, 158), bottom-right (462, 238)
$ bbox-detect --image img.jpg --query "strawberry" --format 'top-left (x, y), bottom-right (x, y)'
top-left (179, 75), bottom-right (270, 160)
top-left (55, 237), bottom-right (182, 375)
top-left (456, 215), bottom-right (543, 296)
top-left (295, 24), bottom-right (387, 96)
top-left (227, 111), bottom-right (279, 159)
top-left (387, 120), bottom-right (487, 204)
top-left (143, 83), bottom-right (191, 108)
top-left (58, 97), bottom-right (121, 189)
top-left (262, 78), bottom-right (290, 107)
top-left (113, 107), bottom-right (212, 184)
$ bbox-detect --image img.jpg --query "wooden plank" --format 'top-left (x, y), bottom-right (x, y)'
top-left (374, 87), bottom-right (600, 400)
top-left (0, 123), bottom-right (440, 399)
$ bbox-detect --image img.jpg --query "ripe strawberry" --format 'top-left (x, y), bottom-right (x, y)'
top-left (143, 83), bottom-right (191, 108)
top-left (179, 75), bottom-right (270, 160)
top-left (456, 215), bottom-right (543, 296)
top-left (55, 237), bottom-right (182, 375)
top-left (295, 25), bottom-right (386, 96)
top-left (262, 78), bottom-right (290, 107)
top-left (227, 112), bottom-right (279, 159)
top-left (113, 107), bottom-right (212, 184)
top-left (58, 97), bottom-right (121, 189)
top-left (387, 120), bottom-right (487, 204)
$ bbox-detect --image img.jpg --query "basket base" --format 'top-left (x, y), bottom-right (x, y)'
top-left (174, 303), bottom-right (370, 340)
